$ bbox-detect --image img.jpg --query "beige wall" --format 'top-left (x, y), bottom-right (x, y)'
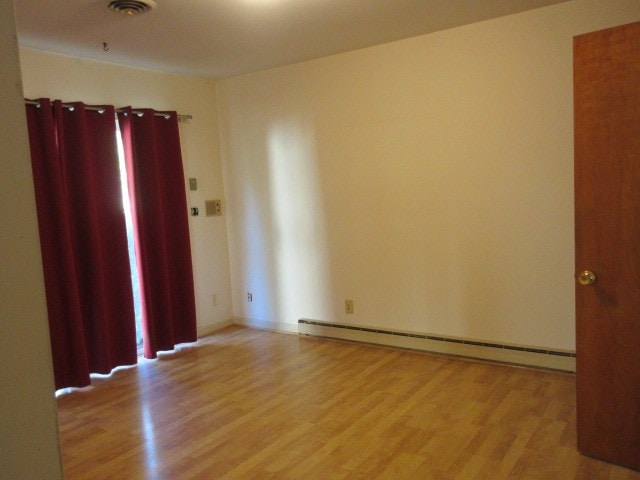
top-left (19, 49), bottom-right (234, 334)
top-left (13, 0), bottom-right (640, 357)
top-left (0, 1), bottom-right (63, 478)
top-left (216, 0), bottom-right (640, 350)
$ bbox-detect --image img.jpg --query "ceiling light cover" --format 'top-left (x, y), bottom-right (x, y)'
top-left (108, 0), bottom-right (157, 15)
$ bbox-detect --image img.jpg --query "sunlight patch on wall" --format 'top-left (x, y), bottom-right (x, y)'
top-left (266, 117), bottom-right (332, 323)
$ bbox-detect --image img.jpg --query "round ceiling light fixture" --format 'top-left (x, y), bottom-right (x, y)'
top-left (107, 0), bottom-right (157, 15)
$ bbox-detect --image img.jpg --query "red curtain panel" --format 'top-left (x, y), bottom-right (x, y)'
top-left (118, 108), bottom-right (197, 359)
top-left (26, 99), bottom-right (138, 389)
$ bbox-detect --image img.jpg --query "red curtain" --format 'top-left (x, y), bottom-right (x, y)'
top-left (26, 99), bottom-right (138, 389)
top-left (118, 108), bottom-right (197, 359)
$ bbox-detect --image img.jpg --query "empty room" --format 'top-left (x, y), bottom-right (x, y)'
top-left (2, 0), bottom-right (640, 478)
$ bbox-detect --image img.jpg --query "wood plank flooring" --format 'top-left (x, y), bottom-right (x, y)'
top-left (56, 326), bottom-right (640, 479)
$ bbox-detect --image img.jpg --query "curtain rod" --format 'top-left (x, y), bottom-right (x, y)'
top-left (24, 100), bottom-right (193, 122)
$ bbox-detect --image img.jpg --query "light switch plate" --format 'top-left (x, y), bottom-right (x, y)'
top-left (206, 199), bottom-right (222, 216)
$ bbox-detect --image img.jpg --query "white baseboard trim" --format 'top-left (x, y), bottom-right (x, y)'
top-left (234, 316), bottom-right (298, 334)
top-left (197, 318), bottom-right (235, 338)
top-left (298, 319), bottom-right (576, 372)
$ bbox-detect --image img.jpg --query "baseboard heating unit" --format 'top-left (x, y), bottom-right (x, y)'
top-left (298, 319), bottom-right (575, 372)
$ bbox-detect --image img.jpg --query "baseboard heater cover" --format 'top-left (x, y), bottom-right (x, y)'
top-left (298, 319), bottom-right (575, 372)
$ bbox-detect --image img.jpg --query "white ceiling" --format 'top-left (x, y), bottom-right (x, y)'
top-left (14, 0), bottom-right (569, 80)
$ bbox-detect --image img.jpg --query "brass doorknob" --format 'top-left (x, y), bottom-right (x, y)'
top-left (578, 270), bottom-right (597, 286)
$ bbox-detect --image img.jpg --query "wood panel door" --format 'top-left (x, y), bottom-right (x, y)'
top-left (574, 21), bottom-right (640, 471)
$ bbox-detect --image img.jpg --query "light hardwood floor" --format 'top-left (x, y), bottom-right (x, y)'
top-left (57, 326), bottom-right (640, 480)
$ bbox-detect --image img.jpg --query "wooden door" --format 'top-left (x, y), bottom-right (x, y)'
top-left (574, 21), bottom-right (640, 471)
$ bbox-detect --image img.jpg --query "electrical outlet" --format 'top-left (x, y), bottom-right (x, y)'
top-left (345, 299), bottom-right (354, 314)
top-left (247, 292), bottom-right (253, 302)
